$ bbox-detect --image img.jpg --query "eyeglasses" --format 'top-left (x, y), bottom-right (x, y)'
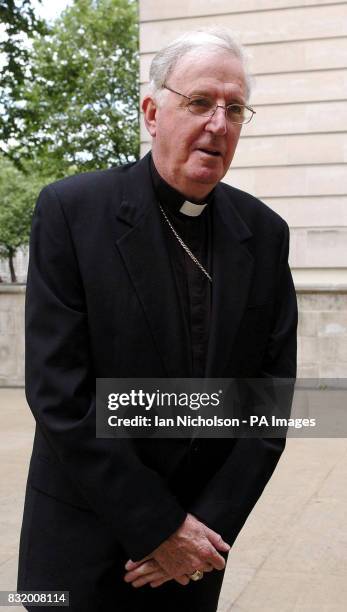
top-left (163, 84), bottom-right (255, 125)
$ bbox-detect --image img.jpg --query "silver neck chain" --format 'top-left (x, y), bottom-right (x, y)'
top-left (158, 203), bottom-right (212, 283)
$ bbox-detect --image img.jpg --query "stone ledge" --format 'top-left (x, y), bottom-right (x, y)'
top-left (296, 285), bottom-right (347, 293)
top-left (2, 283), bottom-right (347, 294)
top-left (0, 284), bottom-right (26, 294)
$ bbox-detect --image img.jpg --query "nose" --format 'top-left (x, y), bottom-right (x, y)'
top-left (205, 105), bottom-right (227, 136)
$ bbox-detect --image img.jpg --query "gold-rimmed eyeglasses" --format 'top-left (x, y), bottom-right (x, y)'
top-left (163, 84), bottom-right (255, 125)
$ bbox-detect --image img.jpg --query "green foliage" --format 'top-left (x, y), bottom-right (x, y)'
top-left (0, 0), bottom-right (46, 149)
top-left (0, 1), bottom-right (139, 280)
top-left (0, 157), bottom-right (45, 280)
top-left (10, 0), bottom-right (139, 177)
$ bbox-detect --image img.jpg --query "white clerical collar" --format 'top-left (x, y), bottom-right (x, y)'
top-left (179, 200), bottom-right (208, 217)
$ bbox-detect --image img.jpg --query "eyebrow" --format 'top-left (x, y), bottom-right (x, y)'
top-left (188, 89), bottom-right (214, 98)
top-left (186, 90), bottom-right (246, 106)
top-left (188, 89), bottom-right (245, 105)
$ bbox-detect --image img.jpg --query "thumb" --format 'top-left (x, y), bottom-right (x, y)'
top-left (124, 556), bottom-right (150, 570)
top-left (203, 526), bottom-right (231, 552)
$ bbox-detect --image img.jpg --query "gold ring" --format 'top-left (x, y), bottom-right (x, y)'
top-left (189, 570), bottom-right (204, 581)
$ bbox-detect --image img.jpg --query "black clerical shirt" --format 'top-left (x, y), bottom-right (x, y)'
top-left (150, 156), bottom-right (213, 377)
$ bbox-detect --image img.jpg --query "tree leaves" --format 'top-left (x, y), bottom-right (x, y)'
top-left (0, 0), bottom-right (139, 280)
top-left (7, 0), bottom-right (139, 176)
top-left (0, 156), bottom-right (48, 280)
top-left (0, 0), bottom-right (46, 146)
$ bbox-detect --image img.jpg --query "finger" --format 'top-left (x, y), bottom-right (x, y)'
top-left (150, 575), bottom-right (190, 588)
top-left (203, 527), bottom-right (231, 553)
top-left (150, 577), bottom-right (171, 588)
top-left (124, 560), bottom-right (158, 580)
top-left (125, 557), bottom-right (150, 570)
top-left (186, 563), bottom-right (213, 575)
top-left (201, 564), bottom-right (214, 573)
top-left (124, 560), bottom-right (142, 571)
top-left (132, 571), bottom-right (168, 588)
top-left (174, 575), bottom-right (190, 586)
top-left (124, 562), bottom-right (159, 583)
top-left (206, 547), bottom-right (227, 571)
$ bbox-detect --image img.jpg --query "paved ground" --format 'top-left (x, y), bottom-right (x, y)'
top-left (1, 388), bottom-right (346, 611)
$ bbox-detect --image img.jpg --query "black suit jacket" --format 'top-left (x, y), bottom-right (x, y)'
top-left (23, 152), bottom-right (297, 562)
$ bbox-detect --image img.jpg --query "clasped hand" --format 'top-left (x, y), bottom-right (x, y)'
top-left (124, 513), bottom-right (230, 588)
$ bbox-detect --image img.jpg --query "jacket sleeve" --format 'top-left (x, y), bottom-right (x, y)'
top-left (188, 222), bottom-right (298, 545)
top-left (25, 184), bottom-right (186, 561)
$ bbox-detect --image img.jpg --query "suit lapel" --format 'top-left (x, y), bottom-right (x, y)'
top-left (114, 154), bottom-right (191, 377)
top-left (205, 185), bottom-right (254, 377)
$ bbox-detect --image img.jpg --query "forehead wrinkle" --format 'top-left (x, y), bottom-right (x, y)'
top-left (184, 81), bottom-right (246, 104)
top-left (171, 50), bottom-right (245, 82)
top-left (170, 57), bottom-right (246, 101)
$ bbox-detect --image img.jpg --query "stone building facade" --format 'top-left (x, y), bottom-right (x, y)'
top-left (0, 1), bottom-right (346, 385)
top-left (139, 0), bottom-right (347, 378)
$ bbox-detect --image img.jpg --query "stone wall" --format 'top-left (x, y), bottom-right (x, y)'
top-left (0, 248), bottom-right (29, 283)
top-left (298, 291), bottom-right (347, 378)
top-left (0, 285), bottom-right (346, 386)
top-left (139, 0), bottom-right (347, 291)
top-left (0, 285), bottom-right (25, 387)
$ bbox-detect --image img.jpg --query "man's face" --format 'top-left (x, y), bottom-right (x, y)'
top-left (143, 50), bottom-right (247, 200)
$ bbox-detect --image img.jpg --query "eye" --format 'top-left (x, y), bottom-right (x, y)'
top-left (227, 104), bottom-right (244, 116)
top-left (188, 97), bottom-right (214, 114)
top-left (190, 97), bottom-right (212, 107)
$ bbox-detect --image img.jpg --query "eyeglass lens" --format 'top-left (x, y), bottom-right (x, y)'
top-left (188, 97), bottom-right (252, 123)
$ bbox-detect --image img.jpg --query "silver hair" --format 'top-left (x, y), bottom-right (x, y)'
top-left (148, 28), bottom-right (252, 103)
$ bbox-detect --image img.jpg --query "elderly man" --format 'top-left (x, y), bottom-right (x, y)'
top-left (18, 29), bottom-right (297, 612)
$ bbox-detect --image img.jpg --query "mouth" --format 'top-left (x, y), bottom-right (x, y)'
top-left (197, 148), bottom-right (222, 157)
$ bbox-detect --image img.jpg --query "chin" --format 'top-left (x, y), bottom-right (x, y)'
top-left (189, 169), bottom-right (223, 186)
top-left (188, 160), bottom-right (225, 183)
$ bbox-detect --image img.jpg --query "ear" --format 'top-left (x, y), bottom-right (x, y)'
top-left (142, 95), bottom-right (158, 137)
